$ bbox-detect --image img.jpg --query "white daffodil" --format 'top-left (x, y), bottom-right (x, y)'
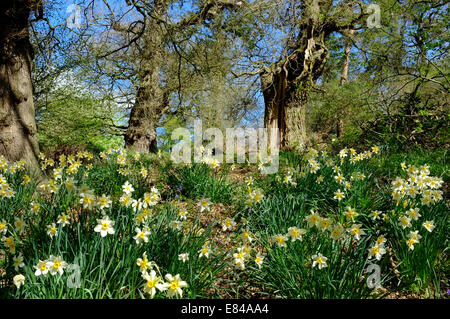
top-left (287, 226), bottom-right (307, 241)
top-left (97, 194), bottom-right (112, 210)
top-left (221, 218), bottom-right (236, 231)
top-left (272, 234), bottom-right (288, 248)
top-left (94, 215), bottom-right (115, 237)
top-left (178, 253), bottom-right (189, 263)
top-left (142, 270), bottom-right (165, 298)
top-left (198, 198), bottom-right (211, 212)
top-left (423, 220), bottom-right (435, 232)
top-left (13, 253), bottom-right (25, 271)
top-left (46, 255), bottom-right (68, 276)
top-left (47, 223), bottom-right (58, 238)
top-left (122, 181), bottom-right (135, 195)
top-left (368, 244), bottom-right (386, 261)
top-left (57, 213), bottom-right (71, 227)
top-left (162, 274), bottom-right (188, 298)
top-left (312, 253), bottom-right (328, 270)
top-left (34, 260), bottom-right (49, 276)
top-left (136, 252), bottom-right (152, 273)
top-left (134, 227), bottom-right (151, 244)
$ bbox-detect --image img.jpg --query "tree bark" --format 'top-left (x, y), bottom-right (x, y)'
top-left (0, 0), bottom-right (41, 172)
top-left (261, 66), bottom-right (308, 149)
top-left (261, 0), bottom-right (329, 148)
top-left (124, 5), bottom-right (169, 153)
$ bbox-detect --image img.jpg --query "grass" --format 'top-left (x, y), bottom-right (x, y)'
top-left (0, 146), bottom-right (448, 299)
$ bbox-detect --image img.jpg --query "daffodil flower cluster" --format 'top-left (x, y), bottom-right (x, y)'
top-left (34, 255), bottom-right (68, 276)
top-left (246, 187), bottom-right (264, 206)
top-left (136, 252), bottom-right (188, 298)
top-left (388, 162), bottom-right (442, 251)
top-left (0, 173), bottom-right (15, 199)
top-left (391, 163), bottom-right (444, 205)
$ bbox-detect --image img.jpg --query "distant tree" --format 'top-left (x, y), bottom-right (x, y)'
top-left (71, 0), bottom-right (250, 154)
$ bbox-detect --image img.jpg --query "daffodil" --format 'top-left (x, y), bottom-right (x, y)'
top-left (47, 223), bottom-right (58, 238)
top-left (170, 220), bottom-right (183, 231)
top-left (136, 252), bottom-right (152, 273)
top-left (134, 227), bottom-right (151, 244)
top-left (94, 216), bottom-right (115, 237)
top-left (119, 194), bottom-right (133, 207)
top-left (178, 253), bottom-right (189, 263)
top-left (312, 253), bottom-right (328, 270)
top-left (13, 274), bottom-right (25, 288)
top-left (344, 207), bottom-right (358, 221)
top-left (233, 247), bottom-right (247, 270)
top-left (199, 245), bottom-right (211, 258)
top-left (318, 218), bottom-right (331, 231)
top-left (221, 218), bottom-right (236, 231)
top-left (423, 220), bottom-right (435, 232)
top-left (122, 181), bottom-right (135, 194)
top-left (0, 220), bottom-right (7, 235)
top-left (255, 253), bottom-right (265, 269)
top-left (330, 224), bottom-right (345, 241)
top-left (57, 214), bottom-right (70, 227)
top-left (178, 210), bottom-right (188, 220)
top-left (13, 253), bottom-right (24, 271)
top-left (142, 270), bottom-right (165, 298)
top-left (162, 274), bottom-right (188, 298)
top-left (376, 235), bottom-right (387, 246)
top-left (334, 173), bottom-right (345, 184)
top-left (34, 260), bottom-right (49, 276)
top-left (14, 217), bottom-right (26, 233)
top-left (80, 192), bottom-right (95, 210)
top-left (241, 229), bottom-right (253, 243)
top-left (97, 194), bottom-right (112, 210)
top-left (370, 210), bottom-right (381, 220)
top-left (334, 189), bottom-right (345, 201)
top-left (198, 198), bottom-right (211, 212)
top-left (272, 234), bottom-right (288, 248)
top-left (287, 226), bottom-right (307, 241)
top-left (398, 216), bottom-right (412, 229)
top-left (348, 224), bottom-right (365, 240)
top-left (368, 244), bottom-right (386, 261)
top-left (305, 211), bottom-right (321, 228)
top-left (132, 199), bottom-right (144, 212)
top-left (46, 255), bottom-right (68, 276)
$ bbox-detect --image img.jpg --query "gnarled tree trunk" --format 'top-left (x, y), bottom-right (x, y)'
top-left (260, 0), bottom-right (366, 149)
top-left (261, 1), bottom-right (329, 148)
top-left (0, 0), bottom-right (41, 173)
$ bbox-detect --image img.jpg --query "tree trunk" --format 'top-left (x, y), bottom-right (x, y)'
top-left (261, 68), bottom-right (308, 149)
top-left (261, 1), bottom-right (329, 148)
top-left (124, 5), bottom-right (169, 153)
top-left (0, 0), bottom-right (41, 173)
